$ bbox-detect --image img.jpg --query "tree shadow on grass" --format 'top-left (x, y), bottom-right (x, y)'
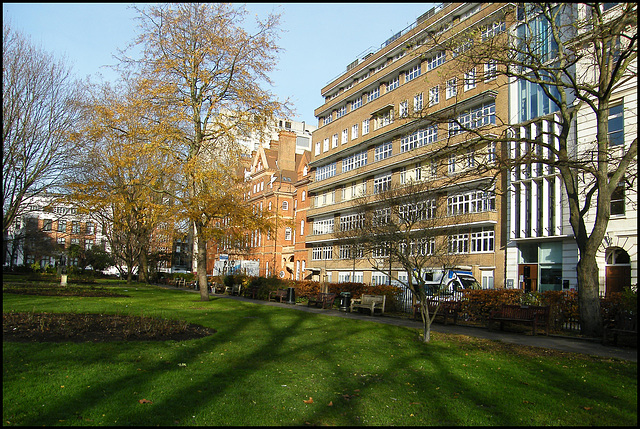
top-left (4, 290), bottom-right (636, 426)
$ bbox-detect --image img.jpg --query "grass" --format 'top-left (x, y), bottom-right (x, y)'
top-left (2, 280), bottom-right (637, 426)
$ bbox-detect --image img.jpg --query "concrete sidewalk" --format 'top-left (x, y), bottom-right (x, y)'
top-left (160, 285), bottom-right (637, 362)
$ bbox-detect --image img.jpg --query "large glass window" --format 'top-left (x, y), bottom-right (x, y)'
top-left (342, 150), bottom-right (368, 172)
top-left (406, 63), bottom-right (422, 82)
top-left (374, 141), bottom-right (392, 161)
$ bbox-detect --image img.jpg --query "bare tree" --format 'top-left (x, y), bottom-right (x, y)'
top-left (2, 24), bottom-right (82, 259)
top-left (336, 179), bottom-right (478, 343)
top-left (426, 3), bottom-right (637, 336)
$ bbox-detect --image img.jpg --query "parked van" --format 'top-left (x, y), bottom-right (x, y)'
top-left (423, 269), bottom-right (480, 299)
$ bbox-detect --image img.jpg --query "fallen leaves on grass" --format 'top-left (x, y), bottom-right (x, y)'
top-left (138, 399), bottom-right (153, 404)
top-left (303, 397), bottom-right (313, 404)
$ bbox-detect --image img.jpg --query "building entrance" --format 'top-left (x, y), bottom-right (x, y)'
top-left (518, 264), bottom-right (538, 292)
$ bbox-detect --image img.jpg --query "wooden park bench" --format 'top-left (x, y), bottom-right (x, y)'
top-left (350, 294), bottom-right (386, 316)
top-left (210, 283), bottom-right (225, 294)
top-left (268, 288), bottom-right (287, 303)
top-left (603, 309), bottom-right (637, 346)
top-left (413, 299), bottom-right (461, 325)
top-left (247, 286), bottom-right (260, 299)
top-left (489, 304), bottom-right (550, 335)
top-left (307, 292), bottom-right (337, 309)
top-left (226, 284), bottom-right (242, 296)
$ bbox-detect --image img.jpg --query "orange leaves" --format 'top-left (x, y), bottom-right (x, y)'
top-left (303, 397), bottom-right (313, 404)
top-left (138, 398), bottom-right (153, 404)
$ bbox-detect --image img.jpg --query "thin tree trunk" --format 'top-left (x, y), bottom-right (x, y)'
top-left (195, 221), bottom-right (209, 301)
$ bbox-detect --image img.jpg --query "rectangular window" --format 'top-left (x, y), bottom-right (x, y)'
top-left (362, 119), bottom-right (370, 135)
top-left (43, 219), bottom-right (52, 231)
top-left (341, 129), bottom-right (348, 144)
top-left (609, 103), bottom-right (624, 146)
top-left (369, 87), bottom-right (379, 101)
top-left (447, 189), bottom-right (496, 215)
top-left (611, 177), bottom-right (625, 216)
top-left (405, 63), bottom-right (421, 82)
top-left (427, 51), bottom-right (446, 71)
top-left (85, 239), bottom-right (94, 250)
top-left (470, 228), bottom-right (494, 253)
top-left (387, 76), bottom-right (399, 92)
top-left (323, 138), bottom-right (329, 152)
top-left (449, 102), bottom-right (496, 136)
top-left (315, 141), bottom-right (321, 155)
top-left (340, 213), bottom-right (365, 232)
top-left (57, 237), bottom-right (66, 246)
top-left (464, 68), bottom-right (476, 91)
top-left (414, 93), bottom-right (423, 112)
top-left (336, 105), bottom-right (346, 118)
top-left (312, 245), bottom-right (333, 261)
top-left (400, 126), bottom-right (437, 152)
top-left (448, 154), bottom-right (456, 174)
top-left (342, 150), bottom-right (368, 172)
top-left (487, 142), bottom-right (497, 163)
top-left (374, 141), bottom-right (393, 161)
top-left (448, 233), bottom-right (469, 254)
top-left (312, 217), bottom-right (334, 235)
top-left (57, 220), bottom-right (66, 232)
top-left (315, 163), bottom-right (336, 181)
top-left (446, 77), bottom-right (457, 99)
top-left (482, 20), bottom-right (506, 40)
top-left (399, 100), bottom-right (408, 118)
top-left (485, 61), bottom-right (497, 81)
top-left (373, 173), bottom-right (392, 194)
top-left (352, 96), bottom-right (362, 110)
top-left (323, 115), bottom-right (332, 126)
top-left (351, 124), bottom-right (358, 140)
top-left (332, 134), bottom-right (338, 148)
top-left (429, 85), bottom-right (439, 106)
top-left (285, 227), bottom-right (292, 241)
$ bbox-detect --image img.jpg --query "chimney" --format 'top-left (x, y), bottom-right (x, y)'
top-left (277, 130), bottom-right (296, 172)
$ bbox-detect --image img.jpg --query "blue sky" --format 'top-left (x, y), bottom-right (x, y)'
top-left (3, 3), bottom-right (437, 125)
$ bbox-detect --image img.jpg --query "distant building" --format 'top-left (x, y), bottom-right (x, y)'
top-left (4, 193), bottom-right (109, 270)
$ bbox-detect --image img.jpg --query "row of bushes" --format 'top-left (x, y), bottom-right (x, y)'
top-left (220, 275), bottom-right (636, 331)
top-left (454, 288), bottom-right (636, 331)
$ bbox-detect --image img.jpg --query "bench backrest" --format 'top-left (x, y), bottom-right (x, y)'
top-left (361, 294), bottom-right (385, 305)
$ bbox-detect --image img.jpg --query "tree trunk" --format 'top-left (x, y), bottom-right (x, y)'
top-left (139, 252), bottom-right (149, 283)
top-left (195, 222), bottom-right (209, 301)
top-left (576, 256), bottom-right (603, 337)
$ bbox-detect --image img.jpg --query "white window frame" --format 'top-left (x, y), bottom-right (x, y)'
top-left (374, 141), bottom-right (393, 161)
top-left (399, 100), bottom-right (408, 118)
top-left (446, 77), bottom-right (457, 99)
top-left (484, 61), bottom-right (497, 81)
top-left (464, 68), bottom-right (476, 91)
top-left (414, 93), bottom-right (423, 112)
top-left (332, 134), bottom-right (338, 148)
top-left (387, 75), bottom-right (399, 92)
top-left (351, 124), bottom-right (359, 140)
top-left (362, 119), bottom-right (370, 135)
top-left (405, 63), bottom-right (422, 82)
top-left (341, 129), bottom-right (349, 144)
top-left (429, 85), bottom-right (439, 106)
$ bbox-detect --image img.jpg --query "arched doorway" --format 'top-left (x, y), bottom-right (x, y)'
top-left (605, 247), bottom-right (631, 296)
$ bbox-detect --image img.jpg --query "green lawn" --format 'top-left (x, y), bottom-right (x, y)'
top-left (3, 282), bottom-right (637, 426)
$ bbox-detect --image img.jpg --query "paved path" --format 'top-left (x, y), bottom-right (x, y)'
top-left (160, 285), bottom-right (637, 362)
